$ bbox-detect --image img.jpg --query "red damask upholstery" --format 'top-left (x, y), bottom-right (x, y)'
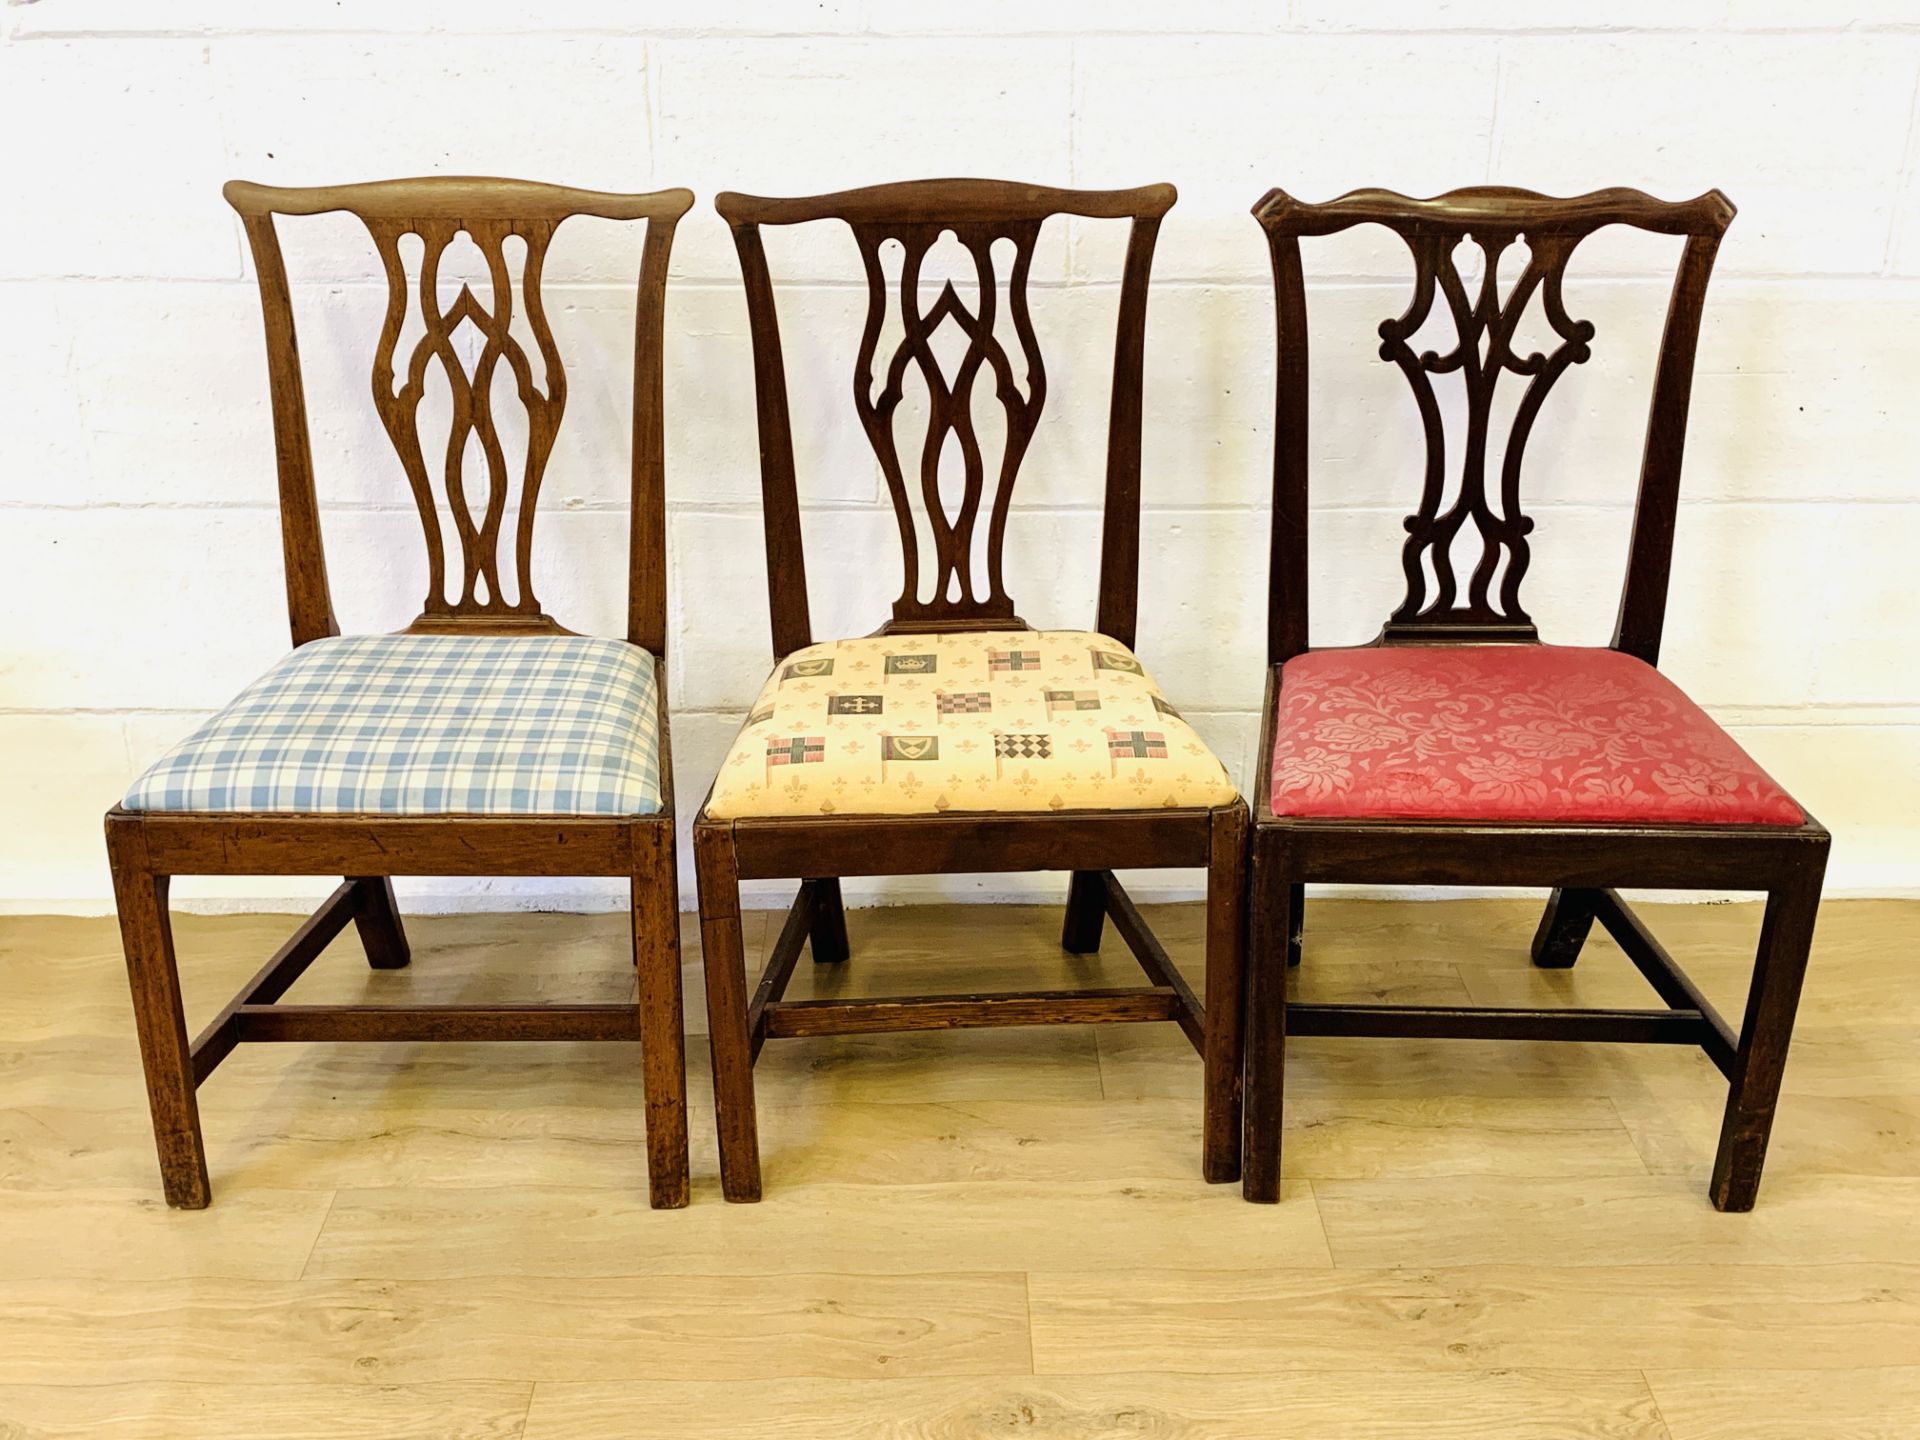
top-left (1268, 645), bottom-right (1803, 826)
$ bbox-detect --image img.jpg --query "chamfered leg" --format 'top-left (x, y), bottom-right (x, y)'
top-left (694, 821), bottom-right (762, 1202)
top-left (1530, 886), bottom-right (1600, 969)
top-left (1242, 829), bottom-right (1292, 1203)
top-left (1202, 804), bottom-right (1248, 1183)
top-left (1061, 869), bottom-right (1108, 954)
top-left (632, 823), bottom-right (689, 1209)
top-left (1287, 882), bottom-right (1304, 968)
top-left (106, 818), bottom-right (211, 1209)
top-left (807, 877), bottom-right (851, 964)
top-left (1710, 845), bottom-right (1829, 1211)
top-left (348, 875), bottom-right (411, 970)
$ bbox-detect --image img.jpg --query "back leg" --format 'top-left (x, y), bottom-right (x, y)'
top-left (807, 877), bottom-right (851, 963)
top-left (349, 876), bottom-right (411, 970)
top-left (1061, 870), bottom-right (1107, 954)
top-left (1531, 887), bottom-right (1599, 969)
top-left (1287, 882), bottom-right (1304, 968)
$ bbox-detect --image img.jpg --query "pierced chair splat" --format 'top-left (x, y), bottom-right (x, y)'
top-left (695, 178), bottom-right (1249, 1202)
top-left (105, 176), bottom-right (696, 1210)
top-left (1242, 183), bottom-right (1828, 1212)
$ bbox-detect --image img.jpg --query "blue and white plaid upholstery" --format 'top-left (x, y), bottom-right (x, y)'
top-left (124, 634), bottom-right (663, 816)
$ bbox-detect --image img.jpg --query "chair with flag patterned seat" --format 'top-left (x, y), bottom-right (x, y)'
top-left (695, 178), bottom-right (1249, 1202)
top-left (104, 176), bottom-right (696, 1210)
top-left (1240, 183), bottom-right (1829, 1212)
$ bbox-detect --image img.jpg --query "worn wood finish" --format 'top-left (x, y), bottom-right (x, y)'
top-left (106, 177), bottom-right (694, 1209)
top-left (761, 988), bottom-right (1182, 1038)
top-left (700, 178), bottom-right (1243, 1199)
top-left (1245, 184), bottom-right (1830, 1211)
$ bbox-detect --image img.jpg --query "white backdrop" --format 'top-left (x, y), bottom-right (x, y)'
top-left (3, 0), bottom-right (1916, 912)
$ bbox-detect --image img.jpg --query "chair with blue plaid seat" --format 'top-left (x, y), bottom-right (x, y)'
top-left (104, 177), bottom-right (695, 1209)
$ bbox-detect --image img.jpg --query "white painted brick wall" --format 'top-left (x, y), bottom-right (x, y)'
top-left (3, 0), bottom-right (1915, 913)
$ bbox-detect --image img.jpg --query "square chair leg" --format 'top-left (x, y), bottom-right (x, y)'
top-left (632, 826), bottom-right (690, 1209)
top-left (1242, 831), bottom-right (1291, 1204)
top-left (1711, 849), bottom-right (1828, 1211)
top-left (106, 822), bottom-right (210, 1209)
top-left (694, 822), bottom-right (762, 1202)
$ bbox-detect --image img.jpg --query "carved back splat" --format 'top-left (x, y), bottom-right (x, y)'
top-left (226, 177), bottom-right (693, 648)
top-left (717, 179), bottom-right (1175, 657)
top-left (1255, 185), bottom-right (1734, 664)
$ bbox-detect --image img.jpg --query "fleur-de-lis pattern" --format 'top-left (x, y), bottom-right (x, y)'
top-left (707, 630), bottom-right (1237, 819)
top-left (1268, 645), bottom-right (1804, 825)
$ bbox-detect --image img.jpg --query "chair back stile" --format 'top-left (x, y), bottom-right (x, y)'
top-left (225, 177), bottom-right (694, 655)
top-left (1254, 184), bottom-right (1734, 667)
top-left (716, 179), bottom-right (1175, 660)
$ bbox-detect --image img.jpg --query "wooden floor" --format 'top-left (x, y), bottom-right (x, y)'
top-left (1, 895), bottom-right (1916, 1437)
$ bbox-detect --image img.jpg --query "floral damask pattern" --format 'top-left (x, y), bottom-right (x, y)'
top-left (1268, 646), bottom-right (1803, 825)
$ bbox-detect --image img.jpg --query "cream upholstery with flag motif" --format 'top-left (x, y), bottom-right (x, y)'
top-left (703, 630), bottom-right (1236, 820)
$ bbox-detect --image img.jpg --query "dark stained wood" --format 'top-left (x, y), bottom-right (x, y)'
top-left (760, 988), bottom-right (1181, 1038)
top-left (1529, 886), bottom-right (1599, 969)
top-left (1101, 873), bottom-right (1205, 1051)
top-left (350, 876), bottom-right (411, 970)
top-left (729, 808), bottom-right (1213, 878)
top-left (698, 178), bottom-right (1241, 1200)
top-left (693, 821), bottom-right (761, 1203)
top-left (1711, 850), bottom-right (1828, 1211)
top-left (1059, 870), bottom-right (1109, 955)
top-left (806, 877), bottom-right (851, 965)
top-left (1253, 183), bottom-right (1733, 659)
top-left (107, 178), bottom-right (693, 1210)
top-left (718, 178), bottom-right (1170, 651)
top-left (1243, 183), bottom-right (1830, 1213)
top-left (1201, 802), bottom-right (1249, 1184)
top-left (230, 1004), bottom-right (640, 1043)
top-left (748, 884), bottom-right (816, 1061)
top-left (1287, 1003), bottom-right (1715, 1045)
top-left (1591, 889), bottom-right (1738, 1076)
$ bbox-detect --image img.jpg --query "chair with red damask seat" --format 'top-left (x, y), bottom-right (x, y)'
top-left (1241, 184), bottom-right (1829, 1211)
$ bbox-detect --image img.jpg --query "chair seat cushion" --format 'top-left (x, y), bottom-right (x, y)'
top-left (703, 630), bottom-right (1237, 819)
top-left (1268, 645), bottom-right (1802, 826)
top-left (123, 634), bottom-right (663, 817)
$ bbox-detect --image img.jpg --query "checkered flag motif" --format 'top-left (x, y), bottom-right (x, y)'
top-left (1045, 688), bottom-right (1101, 715)
top-left (989, 649), bottom-right (1043, 673)
top-left (994, 733), bottom-right (1051, 776)
top-left (936, 691), bottom-right (992, 714)
top-left (1106, 729), bottom-right (1168, 764)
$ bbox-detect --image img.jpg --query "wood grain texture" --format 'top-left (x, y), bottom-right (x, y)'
top-left (0, 1383), bottom-right (533, 1439)
top-left (1028, 1264), bottom-right (1920, 1374)
top-left (1644, 1367), bottom-right (1920, 1439)
top-left (299, 1177), bottom-right (1332, 1279)
top-left (0, 1274), bottom-right (1031, 1384)
top-left (111, 176), bottom-right (694, 1212)
top-left (3, 898), bottom-right (1915, 1436)
top-left (523, 1370), bottom-right (1671, 1439)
